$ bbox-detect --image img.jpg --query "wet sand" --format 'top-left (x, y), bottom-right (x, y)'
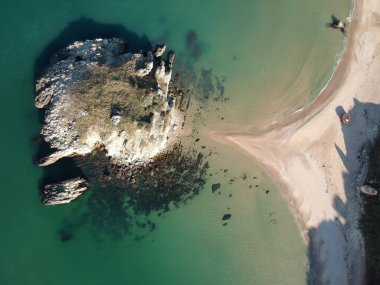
top-left (213, 0), bottom-right (380, 283)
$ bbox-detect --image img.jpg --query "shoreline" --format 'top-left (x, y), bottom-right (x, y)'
top-left (285, 0), bottom-right (356, 120)
top-left (212, 0), bottom-right (380, 283)
top-left (238, 0), bottom-right (360, 137)
top-left (308, 0), bottom-right (355, 107)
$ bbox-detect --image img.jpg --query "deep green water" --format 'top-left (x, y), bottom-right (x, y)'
top-left (0, 0), bottom-right (350, 284)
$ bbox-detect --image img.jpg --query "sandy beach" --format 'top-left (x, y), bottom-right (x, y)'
top-left (214, 0), bottom-right (380, 284)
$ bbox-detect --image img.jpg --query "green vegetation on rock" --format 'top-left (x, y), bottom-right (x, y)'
top-left (68, 62), bottom-right (166, 140)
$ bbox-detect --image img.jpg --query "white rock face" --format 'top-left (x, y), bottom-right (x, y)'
top-left (155, 60), bottom-right (172, 96)
top-left (36, 38), bottom-right (181, 167)
top-left (42, 177), bottom-right (88, 205)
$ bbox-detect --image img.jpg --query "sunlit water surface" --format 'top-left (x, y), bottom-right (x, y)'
top-left (0, 0), bottom-right (351, 284)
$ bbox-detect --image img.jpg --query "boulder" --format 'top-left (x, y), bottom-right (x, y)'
top-left (42, 177), bottom-right (88, 205)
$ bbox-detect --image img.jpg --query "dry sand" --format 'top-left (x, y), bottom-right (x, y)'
top-left (213, 0), bottom-right (380, 284)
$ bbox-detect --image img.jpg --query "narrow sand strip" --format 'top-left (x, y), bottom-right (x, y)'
top-left (214, 0), bottom-right (380, 284)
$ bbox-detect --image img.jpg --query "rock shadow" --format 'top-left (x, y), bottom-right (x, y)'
top-left (34, 17), bottom-right (151, 80)
top-left (307, 99), bottom-right (380, 284)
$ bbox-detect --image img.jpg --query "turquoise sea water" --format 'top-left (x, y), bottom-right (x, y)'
top-left (0, 0), bottom-right (350, 284)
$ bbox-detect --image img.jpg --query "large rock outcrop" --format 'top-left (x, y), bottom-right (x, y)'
top-left (42, 177), bottom-right (88, 205)
top-left (36, 38), bottom-right (181, 168)
top-left (36, 38), bottom-right (184, 205)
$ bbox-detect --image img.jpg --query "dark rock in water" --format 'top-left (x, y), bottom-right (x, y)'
top-left (270, 218), bottom-right (277, 225)
top-left (197, 69), bottom-right (215, 99)
top-left (58, 229), bottom-right (73, 242)
top-left (185, 30), bottom-right (197, 49)
top-left (212, 183), bottom-right (221, 192)
top-left (41, 177), bottom-right (87, 205)
top-left (222, 214), bottom-right (231, 221)
top-left (184, 30), bottom-right (202, 60)
top-left (60, 143), bottom-right (210, 240)
top-left (222, 223), bottom-right (228, 226)
top-left (265, 190), bottom-right (270, 194)
top-left (191, 46), bottom-right (202, 60)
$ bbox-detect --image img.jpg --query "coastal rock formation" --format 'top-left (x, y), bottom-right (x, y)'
top-left (42, 177), bottom-right (88, 205)
top-left (36, 38), bottom-right (181, 168)
top-left (35, 38), bottom-right (184, 204)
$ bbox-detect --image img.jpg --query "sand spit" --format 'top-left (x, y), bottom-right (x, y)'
top-left (214, 0), bottom-right (380, 284)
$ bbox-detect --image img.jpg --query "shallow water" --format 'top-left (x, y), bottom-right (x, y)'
top-left (0, 0), bottom-right (350, 284)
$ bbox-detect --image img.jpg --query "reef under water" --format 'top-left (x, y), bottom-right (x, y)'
top-left (58, 143), bottom-right (210, 241)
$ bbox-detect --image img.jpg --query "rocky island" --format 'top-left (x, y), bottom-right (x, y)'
top-left (35, 38), bottom-right (183, 205)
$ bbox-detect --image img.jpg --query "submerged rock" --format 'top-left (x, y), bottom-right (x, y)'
top-left (222, 214), bottom-right (231, 221)
top-left (60, 143), bottom-right (210, 240)
top-left (211, 183), bottom-right (221, 192)
top-left (42, 177), bottom-right (87, 205)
